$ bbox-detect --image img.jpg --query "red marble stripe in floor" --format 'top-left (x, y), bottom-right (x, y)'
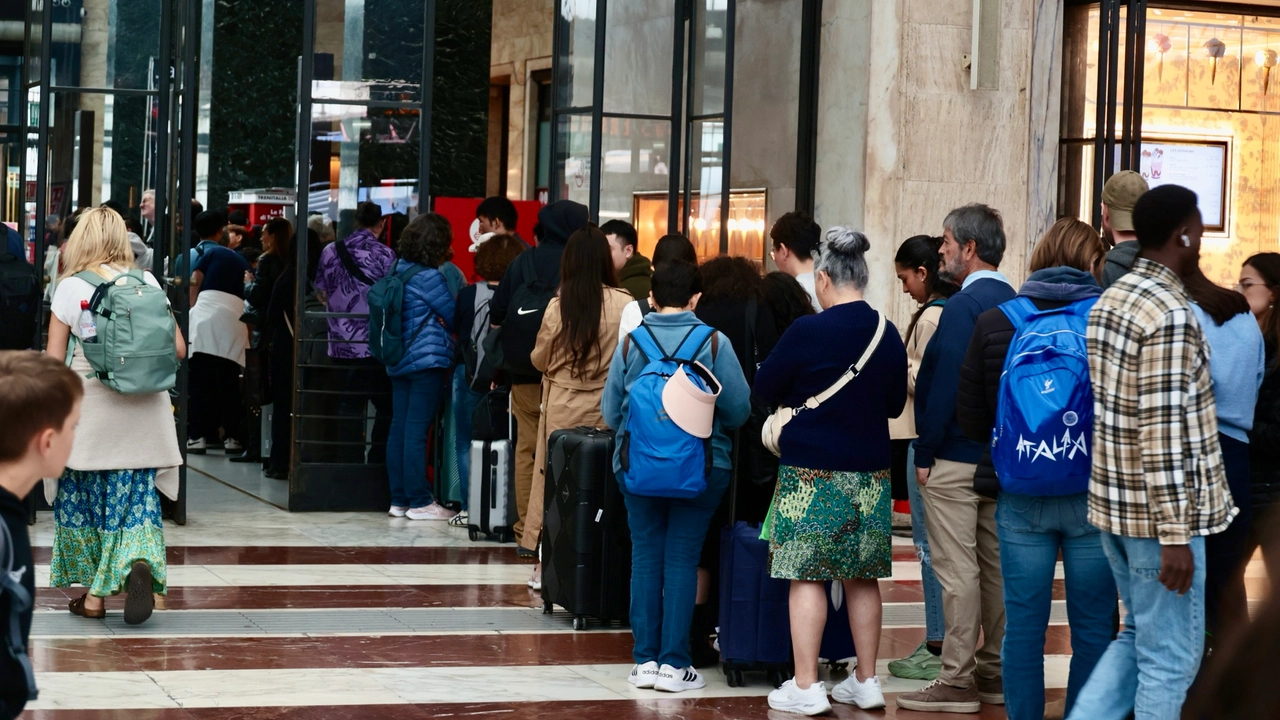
top-left (30, 545), bottom-right (525, 566)
top-left (28, 626), bottom-right (1073, 673)
top-left (22, 693), bottom-right (1057, 719)
top-left (35, 583), bottom-right (546, 611)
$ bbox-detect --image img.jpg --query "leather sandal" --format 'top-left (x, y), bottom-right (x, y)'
top-left (68, 593), bottom-right (105, 619)
top-left (124, 561), bottom-right (156, 625)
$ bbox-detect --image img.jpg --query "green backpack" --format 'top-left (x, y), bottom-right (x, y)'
top-left (71, 270), bottom-right (179, 394)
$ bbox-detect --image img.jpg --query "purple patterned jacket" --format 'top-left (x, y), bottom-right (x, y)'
top-left (313, 229), bottom-right (396, 359)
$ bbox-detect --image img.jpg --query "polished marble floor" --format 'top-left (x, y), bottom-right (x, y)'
top-left (20, 457), bottom-right (1271, 719)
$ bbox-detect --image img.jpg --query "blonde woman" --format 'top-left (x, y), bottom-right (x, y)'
top-left (45, 207), bottom-right (185, 625)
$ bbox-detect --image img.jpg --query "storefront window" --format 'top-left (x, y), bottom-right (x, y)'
top-left (1062, 5), bottom-right (1280, 285)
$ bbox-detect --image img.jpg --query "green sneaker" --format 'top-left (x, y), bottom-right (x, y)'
top-left (887, 641), bottom-right (942, 680)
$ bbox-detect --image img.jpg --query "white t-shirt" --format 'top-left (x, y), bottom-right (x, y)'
top-left (52, 265), bottom-right (162, 339)
top-left (796, 271), bottom-right (821, 313)
top-left (617, 300), bottom-right (644, 347)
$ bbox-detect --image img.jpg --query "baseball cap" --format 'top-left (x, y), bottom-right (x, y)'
top-left (1101, 170), bottom-right (1149, 233)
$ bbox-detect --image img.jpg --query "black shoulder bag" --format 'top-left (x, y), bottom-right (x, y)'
top-left (738, 297), bottom-right (780, 486)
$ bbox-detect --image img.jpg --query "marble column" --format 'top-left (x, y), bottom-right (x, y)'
top-left (1026, 0), bottom-right (1064, 249)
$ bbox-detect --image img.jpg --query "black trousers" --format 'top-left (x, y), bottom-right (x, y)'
top-left (267, 331), bottom-right (294, 473)
top-left (332, 357), bottom-right (392, 464)
top-left (189, 353), bottom-right (243, 442)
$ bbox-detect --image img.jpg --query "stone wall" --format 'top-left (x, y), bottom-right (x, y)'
top-left (490, 0), bottom-right (552, 199)
top-left (815, 0), bottom-right (1036, 326)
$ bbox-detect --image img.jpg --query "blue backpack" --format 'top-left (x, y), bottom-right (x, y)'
top-left (991, 296), bottom-right (1098, 496)
top-left (368, 263), bottom-right (427, 366)
top-left (620, 324), bottom-right (720, 498)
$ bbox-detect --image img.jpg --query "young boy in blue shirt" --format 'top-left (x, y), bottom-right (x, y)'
top-left (0, 352), bottom-right (83, 719)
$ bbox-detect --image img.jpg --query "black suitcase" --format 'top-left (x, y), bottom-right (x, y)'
top-left (540, 427), bottom-right (631, 630)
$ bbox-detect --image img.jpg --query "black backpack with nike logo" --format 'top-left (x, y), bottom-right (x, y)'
top-left (500, 259), bottom-right (558, 378)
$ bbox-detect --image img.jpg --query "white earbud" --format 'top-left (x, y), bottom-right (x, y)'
top-left (1181, 234), bottom-right (1191, 247)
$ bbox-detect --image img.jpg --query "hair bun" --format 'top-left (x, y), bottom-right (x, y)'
top-left (824, 226), bottom-right (870, 256)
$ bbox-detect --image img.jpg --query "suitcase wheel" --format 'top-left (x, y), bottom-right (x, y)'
top-left (499, 530), bottom-right (515, 543)
top-left (725, 669), bottom-right (744, 687)
top-left (468, 528), bottom-right (479, 542)
top-left (767, 669), bottom-right (789, 688)
top-left (827, 660), bottom-right (849, 672)
top-left (542, 601), bottom-right (552, 615)
top-left (572, 616), bottom-right (587, 631)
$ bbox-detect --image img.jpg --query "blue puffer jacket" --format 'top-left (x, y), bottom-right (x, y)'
top-left (387, 260), bottom-right (457, 377)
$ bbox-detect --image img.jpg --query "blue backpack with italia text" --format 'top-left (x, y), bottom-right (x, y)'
top-left (991, 296), bottom-right (1098, 496)
top-left (620, 324), bottom-right (719, 499)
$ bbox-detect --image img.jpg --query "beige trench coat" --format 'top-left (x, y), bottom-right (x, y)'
top-left (521, 287), bottom-right (633, 551)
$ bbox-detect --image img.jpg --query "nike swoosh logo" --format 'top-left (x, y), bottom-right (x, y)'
top-left (516, 307), bottom-right (538, 315)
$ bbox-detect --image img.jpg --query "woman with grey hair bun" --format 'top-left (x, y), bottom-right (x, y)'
top-left (754, 226), bottom-right (908, 715)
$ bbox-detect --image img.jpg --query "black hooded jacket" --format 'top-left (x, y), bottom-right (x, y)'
top-left (1249, 350), bottom-right (1280, 509)
top-left (957, 267), bottom-right (1103, 497)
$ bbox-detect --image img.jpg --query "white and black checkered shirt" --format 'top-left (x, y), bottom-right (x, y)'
top-left (1085, 257), bottom-right (1237, 544)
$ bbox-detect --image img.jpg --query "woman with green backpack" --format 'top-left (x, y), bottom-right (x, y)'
top-left (44, 207), bottom-right (185, 625)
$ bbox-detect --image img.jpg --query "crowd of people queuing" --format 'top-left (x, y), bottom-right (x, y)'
top-left (1, 177), bottom-right (1279, 720)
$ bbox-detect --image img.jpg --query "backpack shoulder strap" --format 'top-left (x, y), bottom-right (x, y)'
top-left (398, 263), bottom-right (427, 284)
top-left (638, 298), bottom-right (652, 317)
top-left (629, 324), bottom-right (667, 364)
top-left (672, 324), bottom-right (716, 363)
top-left (997, 296), bottom-right (1038, 331)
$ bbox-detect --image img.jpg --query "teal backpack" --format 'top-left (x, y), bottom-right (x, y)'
top-left (368, 263), bottom-right (427, 366)
top-left (71, 270), bottom-right (179, 394)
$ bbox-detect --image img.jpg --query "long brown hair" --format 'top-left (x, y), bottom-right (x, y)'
top-left (556, 225), bottom-right (618, 379)
top-left (1185, 271), bottom-right (1250, 327)
top-left (1245, 253), bottom-right (1280, 360)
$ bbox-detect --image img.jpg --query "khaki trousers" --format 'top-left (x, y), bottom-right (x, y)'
top-left (918, 458), bottom-right (1005, 687)
top-left (510, 383), bottom-right (542, 546)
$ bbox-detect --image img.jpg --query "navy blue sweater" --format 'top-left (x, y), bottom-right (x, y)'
top-left (754, 301), bottom-right (908, 472)
top-left (913, 276), bottom-right (1016, 469)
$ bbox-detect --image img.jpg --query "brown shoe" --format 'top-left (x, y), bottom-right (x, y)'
top-left (68, 593), bottom-right (105, 619)
top-left (976, 674), bottom-right (1004, 705)
top-left (896, 679), bottom-right (981, 713)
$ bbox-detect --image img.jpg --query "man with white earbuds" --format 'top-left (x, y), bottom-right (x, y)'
top-left (1071, 184), bottom-right (1238, 720)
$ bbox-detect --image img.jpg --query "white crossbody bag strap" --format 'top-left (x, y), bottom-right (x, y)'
top-left (800, 311), bottom-right (887, 411)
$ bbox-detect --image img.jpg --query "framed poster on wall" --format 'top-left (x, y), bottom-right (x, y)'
top-left (1120, 139), bottom-right (1229, 232)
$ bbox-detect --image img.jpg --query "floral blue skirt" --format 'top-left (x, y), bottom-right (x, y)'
top-left (49, 469), bottom-right (168, 597)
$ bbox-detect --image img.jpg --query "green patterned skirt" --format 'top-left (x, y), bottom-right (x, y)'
top-left (50, 468), bottom-right (168, 597)
top-left (767, 465), bottom-right (892, 581)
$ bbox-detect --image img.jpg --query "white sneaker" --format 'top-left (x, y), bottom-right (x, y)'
top-left (768, 678), bottom-right (832, 716)
top-left (447, 511), bottom-right (469, 527)
top-left (628, 661), bottom-right (659, 689)
top-left (654, 665), bottom-right (705, 693)
top-left (832, 673), bottom-right (885, 709)
top-left (406, 503), bottom-right (457, 521)
top-left (186, 438), bottom-right (208, 454)
top-left (223, 438), bottom-right (243, 453)
top-left (388, 506), bottom-right (408, 518)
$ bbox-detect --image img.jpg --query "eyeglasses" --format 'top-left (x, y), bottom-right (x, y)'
top-left (1234, 280), bottom-right (1269, 291)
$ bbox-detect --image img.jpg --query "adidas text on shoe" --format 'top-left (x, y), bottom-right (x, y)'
top-left (628, 661), bottom-right (659, 689)
top-left (388, 506), bottom-right (408, 518)
top-left (896, 678), bottom-right (981, 713)
top-left (832, 673), bottom-right (885, 710)
top-left (406, 503), bottom-right (457, 521)
top-left (768, 678), bottom-right (831, 716)
top-left (654, 665), bottom-right (705, 693)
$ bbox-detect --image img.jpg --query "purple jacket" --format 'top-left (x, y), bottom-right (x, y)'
top-left (314, 229), bottom-right (396, 359)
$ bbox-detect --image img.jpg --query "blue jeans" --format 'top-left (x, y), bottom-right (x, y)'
top-left (387, 368), bottom-right (447, 508)
top-left (623, 468), bottom-right (730, 668)
top-left (452, 365), bottom-right (485, 512)
top-left (998, 493), bottom-right (1116, 720)
top-left (907, 444), bottom-right (945, 642)
top-left (1067, 533), bottom-right (1206, 720)
top-left (1205, 433), bottom-right (1251, 638)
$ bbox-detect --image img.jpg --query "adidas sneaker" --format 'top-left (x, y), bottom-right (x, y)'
top-left (628, 661), bottom-right (659, 689)
top-left (654, 665), bottom-right (705, 693)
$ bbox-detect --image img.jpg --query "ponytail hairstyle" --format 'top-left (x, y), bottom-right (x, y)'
top-left (556, 224), bottom-right (619, 379)
top-left (895, 234), bottom-right (959, 341)
top-left (1184, 271), bottom-right (1250, 327)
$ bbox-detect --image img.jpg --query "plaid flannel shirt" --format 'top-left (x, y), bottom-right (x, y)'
top-left (1085, 257), bottom-right (1237, 545)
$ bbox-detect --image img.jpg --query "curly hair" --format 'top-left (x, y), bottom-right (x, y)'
top-left (398, 214), bottom-right (452, 268)
top-left (762, 271), bottom-right (816, 336)
top-left (474, 233), bottom-right (526, 281)
top-left (699, 255), bottom-right (763, 303)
